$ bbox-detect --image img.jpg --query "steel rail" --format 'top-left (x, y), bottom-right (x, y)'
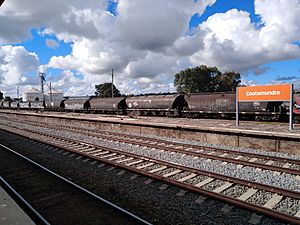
top-left (55, 124), bottom-right (300, 176)
top-left (23, 118), bottom-right (300, 165)
top-left (1, 125), bottom-right (300, 224)
top-left (0, 176), bottom-right (51, 225)
top-left (0, 143), bottom-right (152, 225)
top-left (11, 119), bottom-right (300, 176)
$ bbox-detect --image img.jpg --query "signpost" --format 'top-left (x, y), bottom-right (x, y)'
top-left (236, 84), bottom-right (293, 130)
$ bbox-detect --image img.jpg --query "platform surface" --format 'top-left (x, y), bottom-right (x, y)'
top-left (0, 186), bottom-right (35, 225)
top-left (52, 111), bottom-right (300, 138)
top-left (1, 110), bottom-right (300, 138)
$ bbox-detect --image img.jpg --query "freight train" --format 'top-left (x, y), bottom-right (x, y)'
top-left (1, 92), bottom-right (300, 121)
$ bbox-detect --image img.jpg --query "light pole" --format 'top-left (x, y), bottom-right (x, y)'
top-left (47, 82), bottom-right (52, 101)
top-left (39, 72), bottom-right (46, 101)
top-left (110, 69), bottom-right (114, 98)
top-left (16, 86), bottom-right (19, 100)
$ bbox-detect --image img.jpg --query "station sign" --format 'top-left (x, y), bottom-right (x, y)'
top-left (236, 83), bottom-right (293, 130)
top-left (238, 84), bottom-right (291, 102)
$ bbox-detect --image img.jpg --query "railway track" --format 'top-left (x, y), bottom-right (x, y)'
top-left (0, 121), bottom-right (300, 224)
top-left (7, 117), bottom-right (300, 177)
top-left (0, 142), bottom-right (151, 225)
top-left (46, 123), bottom-right (300, 176)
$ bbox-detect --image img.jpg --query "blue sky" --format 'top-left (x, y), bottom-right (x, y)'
top-left (0, 0), bottom-right (300, 97)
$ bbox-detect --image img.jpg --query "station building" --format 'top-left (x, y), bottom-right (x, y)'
top-left (22, 88), bottom-right (64, 101)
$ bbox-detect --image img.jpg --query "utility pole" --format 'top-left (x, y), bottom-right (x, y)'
top-left (17, 86), bottom-right (19, 100)
top-left (39, 73), bottom-right (46, 101)
top-left (49, 82), bottom-right (52, 101)
top-left (111, 69), bottom-right (114, 98)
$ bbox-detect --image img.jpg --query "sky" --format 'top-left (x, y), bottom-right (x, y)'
top-left (0, 0), bottom-right (300, 98)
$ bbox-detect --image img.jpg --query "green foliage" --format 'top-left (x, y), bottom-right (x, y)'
top-left (174, 65), bottom-right (241, 94)
top-left (4, 96), bottom-right (12, 101)
top-left (95, 82), bottom-right (121, 98)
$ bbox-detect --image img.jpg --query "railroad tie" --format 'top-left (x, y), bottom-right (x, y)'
top-left (221, 204), bottom-right (234, 216)
top-left (117, 170), bottom-right (126, 175)
top-left (94, 151), bottom-right (109, 156)
top-left (108, 155), bottom-right (125, 161)
top-left (149, 166), bottom-right (168, 173)
top-left (116, 157), bottom-right (133, 163)
top-left (144, 179), bottom-right (153, 185)
top-left (249, 158), bottom-right (258, 162)
top-left (163, 169), bottom-right (182, 178)
top-left (206, 152), bottom-right (215, 155)
top-left (178, 173), bottom-right (197, 182)
top-left (234, 155), bottom-right (243, 160)
top-left (195, 196), bottom-right (207, 204)
top-left (295, 209), bottom-right (300, 218)
top-left (194, 177), bottom-right (214, 188)
top-left (85, 149), bottom-right (101, 154)
top-left (126, 160), bottom-right (144, 166)
top-left (130, 174), bottom-right (139, 180)
top-left (237, 188), bottom-right (258, 201)
top-left (265, 160), bottom-right (274, 165)
top-left (136, 162), bottom-right (155, 169)
top-left (101, 153), bottom-right (117, 158)
top-left (263, 194), bottom-right (283, 209)
top-left (159, 184), bottom-right (169, 190)
top-left (176, 190), bottom-right (187, 197)
top-left (212, 182), bottom-right (233, 193)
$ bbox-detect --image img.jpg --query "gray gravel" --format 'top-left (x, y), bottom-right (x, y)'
top-left (3, 120), bottom-right (300, 193)
top-left (201, 180), bottom-right (225, 191)
top-left (0, 128), bottom-right (287, 225)
top-left (221, 184), bottom-right (248, 198)
top-left (246, 190), bottom-right (273, 206)
top-left (275, 197), bottom-right (300, 216)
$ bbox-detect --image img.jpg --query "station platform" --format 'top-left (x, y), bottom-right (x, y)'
top-left (1, 110), bottom-right (300, 155)
top-left (0, 186), bottom-right (35, 225)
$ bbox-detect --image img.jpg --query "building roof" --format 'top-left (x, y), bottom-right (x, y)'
top-left (24, 88), bottom-right (41, 94)
top-left (47, 88), bottom-right (63, 94)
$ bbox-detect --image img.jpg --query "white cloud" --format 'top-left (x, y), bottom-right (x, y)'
top-left (191, 1), bottom-right (300, 72)
top-left (45, 39), bottom-right (59, 49)
top-left (1, 0), bottom-right (300, 96)
top-left (50, 70), bottom-right (94, 96)
top-left (0, 46), bottom-right (39, 97)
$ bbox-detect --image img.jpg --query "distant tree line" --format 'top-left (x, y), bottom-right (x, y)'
top-left (0, 91), bottom-right (12, 101)
top-left (94, 65), bottom-right (241, 98)
top-left (174, 65), bottom-right (241, 94)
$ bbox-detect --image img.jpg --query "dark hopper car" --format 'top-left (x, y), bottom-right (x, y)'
top-left (89, 97), bottom-right (127, 114)
top-left (29, 101), bottom-right (45, 110)
top-left (45, 100), bottom-right (64, 111)
top-left (126, 94), bottom-right (187, 116)
top-left (183, 92), bottom-right (284, 119)
top-left (62, 98), bottom-right (90, 112)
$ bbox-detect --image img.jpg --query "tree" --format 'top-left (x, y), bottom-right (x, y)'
top-left (174, 65), bottom-right (241, 93)
top-left (214, 71), bottom-right (241, 92)
top-left (4, 96), bottom-right (12, 101)
top-left (95, 83), bottom-right (121, 98)
top-left (0, 91), bottom-right (3, 100)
